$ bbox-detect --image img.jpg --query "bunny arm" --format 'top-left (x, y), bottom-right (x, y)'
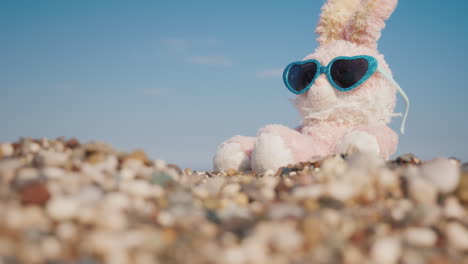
top-left (251, 124), bottom-right (325, 173)
top-left (335, 125), bottom-right (398, 159)
top-left (213, 136), bottom-right (255, 171)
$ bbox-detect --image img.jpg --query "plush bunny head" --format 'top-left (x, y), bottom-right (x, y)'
top-left (288, 0), bottom-right (408, 132)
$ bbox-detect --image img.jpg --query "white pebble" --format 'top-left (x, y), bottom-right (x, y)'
top-left (446, 222), bottom-right (468, 250)
top-left (327, 181), bottom-right (356, 201)
top-left (222, 183), bottom-right (241, 197)
top-left (103, 192), bottom-right (131, 210)
top-left (377, 169), bottom-right (399, 189)
top-left (56, 221), bottom-right (78, 241)
top-left (41, 237), bottom-right (62, 259)
top-left (0, 143), bottom-right (14, 156)
top-left (404, 227), bottom-right (437, 247)
top-left (36, 150), bottom-right (69, 167)
top-left (94, 155), bottom-right (118, 173)
top-left (16, 167), bottom-right (40, 183)
top-left (292, 185), bottom-right (323, 200)
top-left (41, 167), bottom-right (66, 179)
top-left (444, 196), bottom-right (467, 219)
top-left (224, 246), bottom-right (246, 264)
top-left (391, 199), bottom-right (413, 222)
top-left (270, 224), bottom-right (303, 253)
top-left (117, 168), bottom-right (136, 181)
top-left (96, 209), bottom-right (128, 231)
top-left (46, 197), bottom-right (79, 221)
top-left (371, 237), bottom-right (402, 264)
top-left (74, 185), bottom-right (103, 204)
top-left (157, 211), bottom-right (174, 227)
top-left (23, 141), bottom-right (40, 153)
top-left (154, 159), bottom-right (167, 170)
top-left (421, 158), bottom-right (460, 193)
top-left (408, 176), bottom-right (438, 205)
top-left (119, 180), bottom-right (152, 198)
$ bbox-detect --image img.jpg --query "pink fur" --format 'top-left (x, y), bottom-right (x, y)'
top-left (213, 0), bottom-right (402, 172)
top-left (222, 136), bottom-right (255, 158)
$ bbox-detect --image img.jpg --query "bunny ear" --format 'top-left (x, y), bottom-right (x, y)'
top-left (342, 0), bottom-right (398, 49)
top-left (316, 0), bottom-right (362, 46)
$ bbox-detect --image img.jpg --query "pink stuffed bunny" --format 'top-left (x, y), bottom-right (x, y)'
top-left (214, 0), bottom-right (409, 173)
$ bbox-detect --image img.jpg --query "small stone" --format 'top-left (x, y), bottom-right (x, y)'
top-left (404, 227), bottom-right (437, 247)
top-left (371, 237), bottom-right (402, 264)
top-left (41, 167), bottom-right (66, 179)
top-left (444, 196), bottom-right (466, 219)
top-left (154, 159), bottom-right (167, 170)
top-left (318, 196), bottom-right (344, 210)
top-left (294, 163), bottom-right (305, 170)
top-left (41, 237), bottom-right (62, 259)
top-left (420, 158), bottom-right (460, 193)
top-left (408, 176), bottom-right (438, 204)
top-left (167, 163), bottom-right (183, 175)
top-left (278, 167), bottom-right (294, 176)
top-left (20, 182), bottom-right (51, 205)
top-left (456, 169), bottom-right (468, 204)
top-left (56, 221), bottom-right (78, 241)
top-left (123, 149), bottom-right (151, 166)
top-left (222, 183), bottom-right (241, 196)
top-left (87, 152), bottom-right (106, 164)
top-left (74, 185), bottom-right (103, 204)
top-left (390, 199), bottom-right (413, 221)
top-left (327, 181), bottom-right (356, 201)
top-left (46, 197), bottom-right (79, 221)
top-left (226, 168), bottom-right (238, 176)
top-left (157, 211), bottom-right (175, 227)
top-left (116, 168), bottom-right (136, 181)
top-left (396, 153), bottom-right (420, 165)
top-left (119, 180), bottom-right (152, 198)
top-left (103, 192), bottom-right (131, 210)
top-left (22, 139), bottom-right (40, 153)
top-left (65, 138), bottom-right (80, 149)
top-left (0, 143), bottom-right (14, 158)
top-left (15, 167), bottom-right (41, 186)
top-left (96, 209), bottom-right (128, 231)
top-left (343, 246), bottom-right (365, 264)
top-left (269, 223), bottom-right (303, 253)
top-left (184, 168), bottom-right (193, 175)
top-left (292, 185), bottom-right (323, 200)
top-left (401, 250), bottom-right (425, 264)
top-left (34, 150), bottom-right (69, 167)
top-left (446, 222), bottom-right (468, 250)
top-left (151, 171), bottom-right (174, 187)
top-left (269, 203), bottom-right (303, 220)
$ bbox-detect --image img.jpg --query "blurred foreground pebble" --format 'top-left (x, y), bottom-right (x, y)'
top-left (0, 138), bottom-right (467, 263)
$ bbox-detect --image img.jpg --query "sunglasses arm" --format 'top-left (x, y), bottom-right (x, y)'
top-left (377, 68), bottom-right (410, 135)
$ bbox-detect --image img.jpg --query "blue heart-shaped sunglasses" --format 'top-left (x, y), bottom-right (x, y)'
top-left (283, 55), bottom-right (410, 134)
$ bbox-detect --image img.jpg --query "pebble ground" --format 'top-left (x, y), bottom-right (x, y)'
top-left (1, 138), bottom-right (468, 264)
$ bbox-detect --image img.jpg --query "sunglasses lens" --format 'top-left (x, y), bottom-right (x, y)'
top-left (330, 58), bottom-right (369, 89)
top-left (287, 62), bottom-right (318, 93)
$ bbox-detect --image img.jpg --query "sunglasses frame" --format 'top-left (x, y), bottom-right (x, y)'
top-left (283, 55), bottom-right (379, 94)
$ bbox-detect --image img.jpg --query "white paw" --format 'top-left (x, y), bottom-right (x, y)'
top-left (213, 142), bottom-right (251, 171)
top-left (251, 133), bottom-right (294, 173)
top-left (336, 130), bottom-right (380, 156)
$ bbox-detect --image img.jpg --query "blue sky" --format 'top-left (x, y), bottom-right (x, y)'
top-left (2, 0), bottom-right (468, 170)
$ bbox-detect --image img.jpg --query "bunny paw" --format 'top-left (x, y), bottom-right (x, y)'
top-left (251, 131), bottom-right (294, 173)
top-left (336, 130), bottom-right (380, 156)
top-left (213, 137), bottom-right (254, 172)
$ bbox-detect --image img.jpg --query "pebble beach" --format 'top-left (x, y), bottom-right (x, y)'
top-left (1, 138), bottom-right (468, 264)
